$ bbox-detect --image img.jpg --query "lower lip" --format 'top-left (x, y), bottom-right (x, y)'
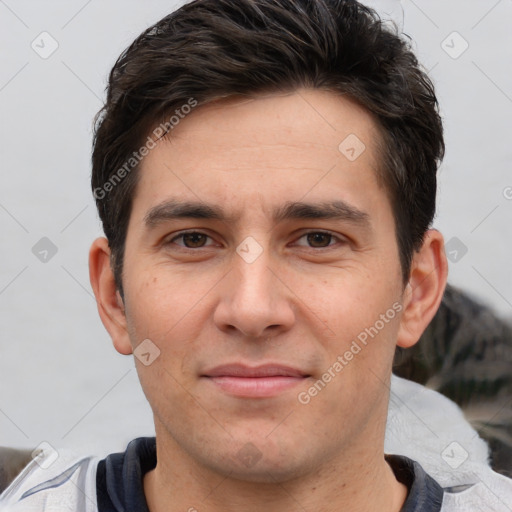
top-left (205, 376), bottom-right (307, 398)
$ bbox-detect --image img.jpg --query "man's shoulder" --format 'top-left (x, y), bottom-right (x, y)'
top-left (0, 438), bottom-right (155, 512)
top-left (0, 445), bottom-right (99, 512)
top-left (2, 435), bottom-right (511, 512)
top-left (387, 376), bottom-right (512, 510)
top-left (386, 453), bottom-right (512, 512)
top-left (441, 469), bottom-right (512, 511)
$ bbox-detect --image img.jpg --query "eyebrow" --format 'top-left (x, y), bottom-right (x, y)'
top-left (273, 200), bottom-right (370, 226)
top-left (144, 199), bottom-right (370, 229)
top-left (144, 200), bottom-right (225, 228)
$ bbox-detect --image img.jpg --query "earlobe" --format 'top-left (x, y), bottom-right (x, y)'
top-left (396, 229), bottom-right (448, 349)
top-left (89, 237), bottom-right (133, 355)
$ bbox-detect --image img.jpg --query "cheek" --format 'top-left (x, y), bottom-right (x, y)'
top-left (300, 266), bottom-right (401, 340)
top-left (124, 266), bottom-right (213, 341)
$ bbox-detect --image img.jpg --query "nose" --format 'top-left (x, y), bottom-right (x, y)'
top-left (213, 245), bottom-right (296, 339)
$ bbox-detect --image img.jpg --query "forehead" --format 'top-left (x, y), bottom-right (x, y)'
top-left (134, 89), bottom-right (386, 219)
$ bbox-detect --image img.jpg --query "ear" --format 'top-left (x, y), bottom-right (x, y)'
top-left (396, 229), bottom-right (448, 349)
top-left (89, 237), bottom-right (133, 355)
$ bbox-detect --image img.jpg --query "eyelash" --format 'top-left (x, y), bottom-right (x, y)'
top-left (166, 230), bottom-right (344, 250)
top-left (168, 231), bottom-right (217, 249)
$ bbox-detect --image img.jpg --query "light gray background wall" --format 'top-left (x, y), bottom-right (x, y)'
top-left (1, 0), bottom-right (511, 456)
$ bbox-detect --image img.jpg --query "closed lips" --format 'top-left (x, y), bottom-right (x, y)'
top-left (202, 364), bottom-right (310, 378)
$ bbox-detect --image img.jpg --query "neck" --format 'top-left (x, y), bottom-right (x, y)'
top-left (143, 429), bottom-right (407, 512)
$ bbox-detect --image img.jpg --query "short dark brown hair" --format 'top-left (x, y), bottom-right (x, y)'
top-left (92, 0), bottom-right (444, 294)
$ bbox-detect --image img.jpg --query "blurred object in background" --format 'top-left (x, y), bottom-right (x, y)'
top-left (0, 448), bottom-right (32, 494)
top-left (394, 284), bottom-right (512, 476)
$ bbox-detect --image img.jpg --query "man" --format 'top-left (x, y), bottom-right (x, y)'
top-left (1, 0), bottom-right (511, 510)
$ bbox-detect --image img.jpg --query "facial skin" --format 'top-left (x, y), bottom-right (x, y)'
top-left (90, 89), bottom-right (447, 511)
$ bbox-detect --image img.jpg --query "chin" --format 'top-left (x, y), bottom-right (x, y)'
top-left (221, 459), bottom-right (308, 485)
top-left (204, 438), bottom-right (314, 484)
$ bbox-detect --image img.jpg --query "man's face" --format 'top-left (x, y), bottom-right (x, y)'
top-left (121, 89), bottom-right (406, 481)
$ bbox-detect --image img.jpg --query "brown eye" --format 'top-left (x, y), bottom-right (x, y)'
top-left (181, 232), bottom-right (208, 248)
top-left (306, 232), bottom-right (333, 248)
